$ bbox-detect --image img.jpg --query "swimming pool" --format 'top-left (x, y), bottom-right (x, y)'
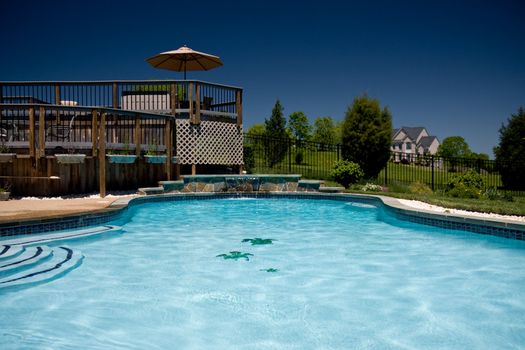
top-left (1, 197), bottom-right (525, 349)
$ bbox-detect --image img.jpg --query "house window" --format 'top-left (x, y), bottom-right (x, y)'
top-left (406, 143), bottom-right (411, 150)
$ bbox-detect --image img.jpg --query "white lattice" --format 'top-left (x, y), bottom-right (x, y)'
top-left (176, 120), bottom-right (243, 165)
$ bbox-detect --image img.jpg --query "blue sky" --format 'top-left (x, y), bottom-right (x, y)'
top-left (1, 0), bottom-right (523, 157)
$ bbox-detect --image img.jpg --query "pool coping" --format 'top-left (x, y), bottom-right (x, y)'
top-left (1, 192), bottom-right (524, 240)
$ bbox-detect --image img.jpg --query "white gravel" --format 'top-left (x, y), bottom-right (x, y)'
top-left (397, 199), bottom-right (525, 223)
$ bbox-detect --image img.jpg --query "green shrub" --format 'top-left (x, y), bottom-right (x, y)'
top-left (243, 145), bottom-right (255, 173)
top-left (445, 170), bottom-right (484, 198)
top-left (295, 150), bottom-right (304, 165)
top-left (331, 160), bottom-right (364, 188)
top-left (483, 187), bottom-right (514, 202)
top-left (409, 181), bottom-right (433, 195)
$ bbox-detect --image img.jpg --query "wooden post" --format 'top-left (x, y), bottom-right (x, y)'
top-left (29, 107), bottom-right (35, 158)
top-left (236, 89), bottom-right (243, 128)
top-left (38, 106), bottom-right (45, 158)
top-left (112, 82), bottom-right (118, 109)
top-left (191, 164), bottom-right (196, 175)
top-left (134, 114), bottom-right (141, 157)
top-left (165, 118), bottom-right (172, 180)
top-left (194, 82), bottom-right (201, 124)
top-left (188, 82), bottom-right (194, 123)
top-left (91, 110), bottom-right (98, 157)
top-left (54, 84), bottom-right (60, 105)
top-left (99, 113), bottom-right (107, 198)
top-left (171, 83), bottom-right (177, 116)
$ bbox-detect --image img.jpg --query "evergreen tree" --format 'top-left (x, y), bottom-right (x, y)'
top-left (264, 100), bottom-right (289, 167)
top-left (341, 95), bottom-right (392, 178)
top-left (494, 107), bottom-right (525, 190)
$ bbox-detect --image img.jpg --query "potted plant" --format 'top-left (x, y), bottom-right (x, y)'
top-left (55, 148), bottom-right (86, 164)
top-left (0, 142), bottom-right (16, 163)
top-left (0, 183), bottom-right (11, 201)
top-left (107, 141), bottom-right (137, 164)
top-left (144, 139), bottom-right (167, 164)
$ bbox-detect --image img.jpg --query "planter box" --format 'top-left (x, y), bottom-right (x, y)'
top-left (0, 192), bottom-right (9, 201)
top-left (107, 154), bottom-right (137, 164)
top-left (55, 154), bottom-right (86, 164)
top-left (171, 156), bottom-right (178, 164)
top-left (0, 153), bottom-right (16, 163)
top-left (145, 155), bottom-right (167, 164)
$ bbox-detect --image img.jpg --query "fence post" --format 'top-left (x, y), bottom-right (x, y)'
top-left (99, 113), bottom-right (107, 198)
top-left (384, 156), bottom-right (388, 187)
top-left (431, 155), bottom-right (435, 192)
top-left (288, 139), bottom-right (292, 172)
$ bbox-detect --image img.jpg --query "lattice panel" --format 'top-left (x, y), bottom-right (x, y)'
top-left (176, 120), bottom-right (243, 165)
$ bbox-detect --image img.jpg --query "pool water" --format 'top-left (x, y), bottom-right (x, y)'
top-left (1, 198), bottom-right (525, 349)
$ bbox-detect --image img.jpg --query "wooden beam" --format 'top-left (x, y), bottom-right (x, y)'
top-left (99, 112), bottom-right (107, 198)
top-left (188, 82), bottom-right (194, 123)
top-left (236, 89), bottom-right (243, 128)
top-left (195, 82), bottom-right (201, 124)
top-left (134, 114), bottom-right (141, 157)
top-left (112, 82), bottom-right (118, 108)
top-left (29, 107), bottom-right (35, 158)
top-left (91, 110), bottom-right (98, 157)
top-left (165, 118), bottom-right (172, 180)
top-left (38, 107), bottom-right (46, 158)
top-left (171, 83), bottom-right (177, 116)
top-left (55, 84), bottom-right (60, 105)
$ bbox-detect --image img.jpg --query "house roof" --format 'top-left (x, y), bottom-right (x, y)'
top-left (418, 136), bottom-right (438, 149)
top-left (392, 128), bottom-right (400, 139)
top-left (400, 127), bottom-right (426, 142)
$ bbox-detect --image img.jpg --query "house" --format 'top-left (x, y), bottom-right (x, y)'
top-left (391, 127), bottom-right (440, 161)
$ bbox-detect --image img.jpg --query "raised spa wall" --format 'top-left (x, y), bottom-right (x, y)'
top-left (181, 174), bottom-right (303, 193)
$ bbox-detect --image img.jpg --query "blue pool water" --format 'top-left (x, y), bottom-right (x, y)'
top-left (1, 198), bottom-right (525, 349)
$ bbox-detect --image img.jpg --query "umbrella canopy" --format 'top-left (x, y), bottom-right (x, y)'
top-left (146, 45), bottom-right (223, 79)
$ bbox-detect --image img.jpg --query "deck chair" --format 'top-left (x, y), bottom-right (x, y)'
top-left (46, 115), bottom-right (76, 142)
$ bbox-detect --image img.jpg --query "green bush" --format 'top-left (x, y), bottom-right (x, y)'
top-left (243, 145), bottom-right (255, 173)
top-left (295, 150), bottom-right (304, 165)
top-left (331, 160), bottom-right (364, 188)
top-left (445, 170), bottom-right (484, 198)
top-left (409, 181), bottom-right (433, 195)
top-left (483, 187), bottom-right (514, 202)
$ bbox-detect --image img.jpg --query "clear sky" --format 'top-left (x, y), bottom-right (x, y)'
top-left (1, 0), bottom-right (523, 157)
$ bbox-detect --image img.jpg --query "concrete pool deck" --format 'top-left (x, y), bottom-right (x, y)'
top-left (0, 196), bottom-right (136, 223)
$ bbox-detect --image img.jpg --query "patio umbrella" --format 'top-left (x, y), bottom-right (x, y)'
top-left (146, 45), bottom-right (223, 79)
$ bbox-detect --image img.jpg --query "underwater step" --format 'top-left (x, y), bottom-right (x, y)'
top-left (0, 225), bottom-right (121, 246)
top-left (0, 246), bottom-right (83, 290)
top-left (0, 245), bottom-right (24, 261)
top-left (0, 246), bottom-right (53, 276)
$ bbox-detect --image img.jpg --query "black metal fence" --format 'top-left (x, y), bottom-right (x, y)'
top-left (243, 134), bottom-right (523, 195)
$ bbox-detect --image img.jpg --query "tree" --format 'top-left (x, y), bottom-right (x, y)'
top-left (341, 95), bottom-right (392, 178)
top-left (437, 136), bottom-right (471, 159)
top-left (287, 111), bottom-right (311, 142)
top-left (247, 123), bottom-right (265, 137)
top-left (246, 124), bottom-right (266, 154)
top-left (264, 99), bottom-right (289, 167)
top-left (494, 107), bottom-right (525, 190)
top-left (312, 116), bottom-right (336, 148)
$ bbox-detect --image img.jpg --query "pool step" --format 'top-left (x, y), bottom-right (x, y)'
top-left (318, 186), bottom-right (345, 193)
top-left (137, 186), bottom-right (164, 195)
top-left (297, 180), bottom-right (321, 192)
top-left (0, 225), bottom-right (121, 247)
top-left (0, 246), bottom-right (53, 277)
top-left (0, 246), bottom-right (83, 290)
top-left (0, 245), bottom-right (24, 260)
top-left (159, 180), bottom-right (184, 192)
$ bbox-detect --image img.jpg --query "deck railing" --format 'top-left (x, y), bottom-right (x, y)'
top-left (0, 80), bottom-right (242, 126)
